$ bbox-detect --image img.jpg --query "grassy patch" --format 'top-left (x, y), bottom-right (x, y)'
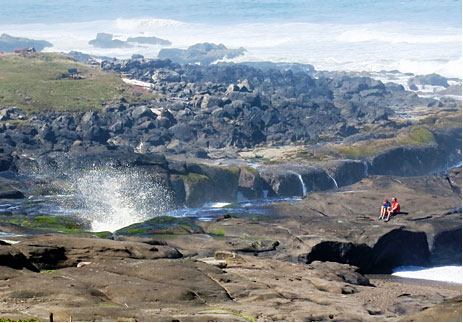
top-left (401, 127), bottom-right (436, 146)
top-left (334, 126), bottom-right (437, 159)
top-left (39, 270), bottom-right (56, 274)
top-left (0, 53), bottom-right (157, 112)
top-left (420, 110), bottom-right (462, 129)
top-left (210, 228), bottom-right (225, 237)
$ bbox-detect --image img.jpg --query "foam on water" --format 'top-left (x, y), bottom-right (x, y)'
top-left (392, 266), bottom-right (462, 284)
top-left (0, 16), bottom-right (460, 78)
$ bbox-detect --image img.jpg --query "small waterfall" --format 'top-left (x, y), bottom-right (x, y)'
top-left (288, 171), bottom-right (307, 197)
top-left (237, 191), bottom-right (248, 202)
top-left (363, 161), bottom-right (369, 177)
top-left (263, 190), bottom-right (269, 199)
top-left (328, 174), bottom-right (338, 189)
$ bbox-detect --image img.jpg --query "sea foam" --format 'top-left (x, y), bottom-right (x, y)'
top-left (392, 265), bottom-right (462, 284)
top-left (1, 17), bottom-right (460, 78)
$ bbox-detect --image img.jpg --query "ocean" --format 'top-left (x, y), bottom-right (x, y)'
top-left (0, 0), bottom-right (461, 77)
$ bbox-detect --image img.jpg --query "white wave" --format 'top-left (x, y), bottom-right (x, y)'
top-left (392, 265), bottom-right (462, 284)
top-left (203, 202), bottom-right (230, 208)
top-left (115, 18), bottom-right (188, 30)
top-left (338, 27), bottom-right (461, 44)
top-left (0, 18), bottom-right (461, 77)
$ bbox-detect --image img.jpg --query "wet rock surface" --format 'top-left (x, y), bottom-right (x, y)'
top-left (1, 168), bottom-right (460, 321)
top-left (0, 54), bottom-right (461, 321)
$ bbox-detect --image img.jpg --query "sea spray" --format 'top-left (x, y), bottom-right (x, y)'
top-left (392, 265), bottom-right (462, 284)
top-left (27, 161), bottom-right (174, 233)
top-left (68, 166), bottom-right (174, 232)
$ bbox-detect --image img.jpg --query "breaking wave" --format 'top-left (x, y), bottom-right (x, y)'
top-left (1, 16), bottom-right (460, 78)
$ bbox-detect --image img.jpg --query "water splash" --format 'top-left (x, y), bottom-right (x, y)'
top-left (65, 167), bottom-right (174, 232)
top-left (393, 265), bottom-right (462, 284)
top-left (288, 170), bottom-right (307, 197)
top-left (28, 162), bottom-right (174, 233)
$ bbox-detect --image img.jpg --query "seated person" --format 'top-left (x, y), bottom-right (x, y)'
top-left (385, 197), bottom-right (400, 222)
top-left (379, 199), bottom-right (390, 220)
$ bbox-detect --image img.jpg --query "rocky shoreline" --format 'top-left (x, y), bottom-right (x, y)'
top-left (0, 52), bottom-right (461, 321)
top-left (0, 169), bottom-right (461, 321)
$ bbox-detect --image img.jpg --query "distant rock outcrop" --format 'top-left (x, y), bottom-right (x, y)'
top-left (408, 73), bottom-right (450, 90)
top-left (0, 33), bottom-right (52, 52)
top-left (88, 33), bottom-right (131, 48)
top-left (158, 43), bottom-right (246, 65)
top-left (127, 36), bottom-right (171, 46)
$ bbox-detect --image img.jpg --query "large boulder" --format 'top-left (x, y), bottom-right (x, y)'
top-left (170, 164), bottom-right (240, 207)
top-left (408, 73), bottom-right (449, 89)
top-left (259, 168), bottom-right (304, 197)
top-left (326, 160), bottom-right (367, 187)
top-left (14, 234), bottom-right (182, 269)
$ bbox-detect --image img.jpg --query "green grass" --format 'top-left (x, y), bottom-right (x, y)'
top-left (421, 110), bottom-right (462, 129)
top-left (0, 52), bottom-right (157, 112)
top-left (403, 127), bottom-right (436, 146)
top-left (334, 126), bottom-right (437, 159)
top-left (210, 228), bottom-right (225, 237)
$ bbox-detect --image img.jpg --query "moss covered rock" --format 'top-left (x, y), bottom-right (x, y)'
top-left (115, 216), bottom-right (203, 236)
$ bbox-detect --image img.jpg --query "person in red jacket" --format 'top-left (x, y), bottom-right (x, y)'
top-left (385, 197), bottom-right (400, 222)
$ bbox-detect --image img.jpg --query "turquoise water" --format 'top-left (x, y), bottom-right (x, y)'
top-left (1, 0), bottom-right (461, 27)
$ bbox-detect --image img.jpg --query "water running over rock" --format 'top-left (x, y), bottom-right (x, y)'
top-left (363, 161), bottom-right (369, 177)
top-left (328, 174), bottom-right (339, 189)
top-left (288, 170), bottom-right (307, 197)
